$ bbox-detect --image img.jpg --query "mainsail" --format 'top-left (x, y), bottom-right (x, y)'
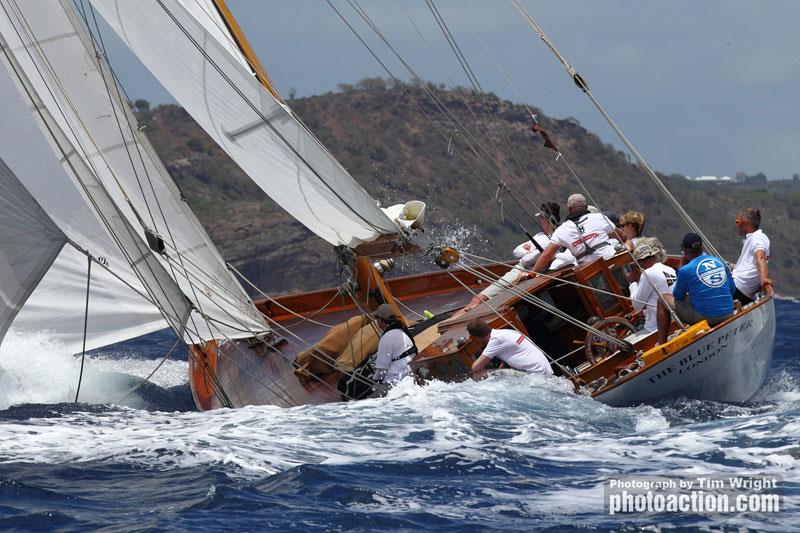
top-left (0, 0), bottom-right (270, 351)
top-left (89, 0), bottom-right (404, 248)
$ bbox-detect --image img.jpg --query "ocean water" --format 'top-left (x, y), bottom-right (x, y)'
top-left (0, 301), bottom-right (798, 531)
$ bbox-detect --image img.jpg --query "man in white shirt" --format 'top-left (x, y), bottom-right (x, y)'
top-left (531, 194), bottom-right (618, 275)
top-left (626, 243), bottom-right (676, 333)
top-left (459, 203), bottom-right (575, 314)
top-left (731, 208), bottom-right (772, 304)
top-left (372, 304), bottom-right (416, 384)
top-left (467, 319), bottom-right (554, 378)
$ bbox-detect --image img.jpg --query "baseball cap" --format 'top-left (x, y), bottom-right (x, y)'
top-left (681, 232), bottom-right (703, 251)
top-left (373, 303), bottom-right (397, 321)
top-left (567, 193), bottom-right (586, 209)
top-left (632, 244), bottom-right (658, 261)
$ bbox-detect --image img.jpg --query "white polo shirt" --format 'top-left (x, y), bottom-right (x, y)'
top-left (629, 262), bottom-right (676, 332)
top-left (732, 229), bottom-right (770, 299)
top-left (550, 213), bottom-right (616, 264)
top-left (513, 232), bottom-right (576, 270)
top-left (481, 329), bottom-right (553, 375)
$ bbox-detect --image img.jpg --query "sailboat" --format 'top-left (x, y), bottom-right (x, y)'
top-left (0, 0), bottom-right (774, 411)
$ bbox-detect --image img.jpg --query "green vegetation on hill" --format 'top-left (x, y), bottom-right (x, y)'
top-left (134, 81), bottom-right (800, 296)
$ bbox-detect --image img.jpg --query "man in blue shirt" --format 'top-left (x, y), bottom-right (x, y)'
top-left (656, 233), bottom-right (735, 344)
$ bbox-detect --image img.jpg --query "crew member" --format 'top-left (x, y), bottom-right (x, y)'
top-left (530, 193), bottom-right (618, 274)
top-left (731, 208), bottom-right (772, 304)
top-left (467, 319), bottom-right (553, 378)
top-left (458, 203), bottom-right (574, 314)
top-left (656, 233), bottom-right (735, 344)
top-left (372, 304), bottom-right (417, 384)
top-left (627, 243), bottom-right (676, 333)
top-left (619, 211), bottom-right (646, 251)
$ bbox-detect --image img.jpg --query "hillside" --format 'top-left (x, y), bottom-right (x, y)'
top-left (133, 82), bottom-right (800, 296)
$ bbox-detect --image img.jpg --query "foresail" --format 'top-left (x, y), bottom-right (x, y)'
top-left (0, 57), bottom-right (166, 352)
top-left (0, 0), bottom-right (270, 343)
top-left (0, 20), bottom-right (193, 346)
top-left (90, 0), bottom-right (402, 248)
top-left (12, 246), bottom-right (169, 353)
top-left (0, 157), bottom-right (66, 343)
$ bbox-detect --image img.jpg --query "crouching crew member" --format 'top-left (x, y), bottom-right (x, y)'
top-left (656, 233), bottom-right (735, 344)
top-left (467, 319), bottom-right (554, 379)
top-left (372, 304), bottom-right (417, 384)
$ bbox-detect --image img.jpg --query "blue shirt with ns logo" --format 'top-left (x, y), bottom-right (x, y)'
top-left (673, 254), bottom-right (735, 317)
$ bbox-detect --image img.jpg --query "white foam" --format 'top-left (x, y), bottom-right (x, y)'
top-left (0, 331), bottom-right (184, 409)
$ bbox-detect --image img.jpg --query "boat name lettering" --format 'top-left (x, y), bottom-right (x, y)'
top-left (647, 319), bottom-right (754, 383)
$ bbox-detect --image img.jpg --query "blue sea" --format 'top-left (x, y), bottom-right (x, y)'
top-left (0, 300), bottom-right (798, 531)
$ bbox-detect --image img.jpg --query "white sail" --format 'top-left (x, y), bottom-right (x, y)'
top-left (90, 0), bottom-right (403, 248)
top-left (0, 22), bottom-right (194, 348)
top-left (0, 0), bottom-right (269, 344)
top-left (0, 157), bottom-right (67, 342)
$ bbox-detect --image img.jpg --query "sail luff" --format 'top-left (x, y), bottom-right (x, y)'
top-left (208, 0), bottom-right (283, 102)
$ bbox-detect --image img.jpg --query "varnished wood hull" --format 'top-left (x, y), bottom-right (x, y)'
top-left (188, 256), bottom-right (776, 411)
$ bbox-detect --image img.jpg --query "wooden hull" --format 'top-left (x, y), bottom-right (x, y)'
top-left (189, 255), bottom-right (776, 411)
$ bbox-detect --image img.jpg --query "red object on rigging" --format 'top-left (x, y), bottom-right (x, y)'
top-left (531, 124), bottom-right (558, 152)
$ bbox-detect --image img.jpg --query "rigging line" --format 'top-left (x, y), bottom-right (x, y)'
top-left (459, 250), bottom-right (651, 307)
top-left (156, 239), bottom-right (269, 323)
top-left (227, 263), bottom-right (335, 328)
top-left (547, 154), bottom-right (685, 327)
top-left (346, 0), bottom-right (512, 185)
top-left (346, 0), bottom-right (548, 244)
top-left (160, 254), bottom-right (270, 332)
top-left (509, 0), bottom-right (720, 259)
top-left (76, 0), bottom-right (245, 344)
top-left (443, 269), bottom-right (575, 377)
top-left (0, 14), bottom-right (193, 338)
top-left (456, 260), bottom-right (630, 351)
top-left (327, 0), bottom-right (504, 200)
top-left (402, 3), bottom-right (547, 219)
top-left (114, 338), bottom-right (181, 404)
top-left (222, 266), bottom-right (381, 394)
top-left (74, 255), bottom-right (91, 403)
top-left (455, 258), bottom-right (632, 348)
top-left (448, 0), bottom-right (538, 122)
top-left (152, 0), bottom-right (398, 239)
top-left (73, 0), bottom-right (159, 233)
top-left (8, 1), bottom-right (143, 232)
top-left (339, 1), bottom-right (542, 241)
top-left (440, 0), bottom-right (549, 209)
top-left (2, 2), bottom-right (193, 332)
top-left (424, 0), bottom-right (482, 92)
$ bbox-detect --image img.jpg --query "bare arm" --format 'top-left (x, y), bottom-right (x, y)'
top-left (470, 354), bottom-right (493, 380)
top-left (530, 243), bottom-right (559, 274)
top-left (755, 249), bottom-right (773, 295)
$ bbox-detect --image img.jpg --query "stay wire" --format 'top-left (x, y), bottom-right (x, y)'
top-left (510, 0), bottom-right (720, 259)
top-left (337, 0), bottom-right (543, 244)
top-left (74, 255), bottom-right (91, 403)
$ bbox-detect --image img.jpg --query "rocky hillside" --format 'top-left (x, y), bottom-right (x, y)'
top-left (133, 81), bottom-right (800, 296)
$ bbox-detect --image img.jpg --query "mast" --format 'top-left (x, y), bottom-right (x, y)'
top-left (210, 0), bottom-right (283, 102)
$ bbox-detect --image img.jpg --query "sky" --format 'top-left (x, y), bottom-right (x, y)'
top-left (103, 0), bottom-right (800, 180)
